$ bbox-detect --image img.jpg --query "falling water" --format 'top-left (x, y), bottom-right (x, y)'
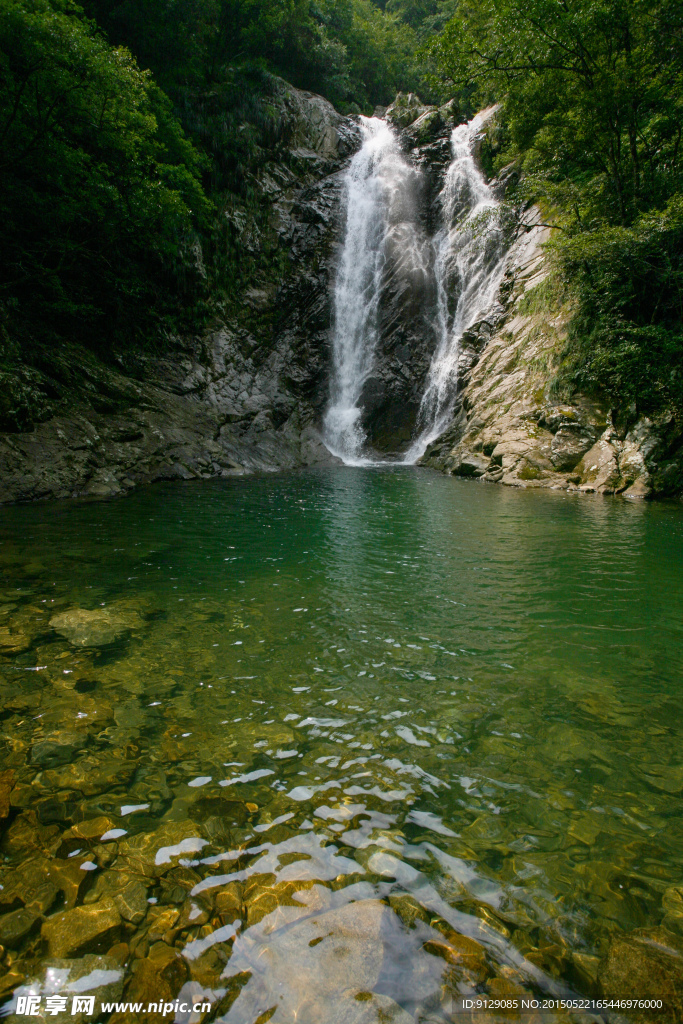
top-left (323, 117), bottom-right (425, 465)
top-left (405, 108), bottom-right (508, 462)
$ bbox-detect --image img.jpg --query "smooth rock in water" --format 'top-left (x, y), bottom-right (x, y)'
top-left (23, 880), bottom-right (60, 916)
top-left (0, 625), bottom-right (31, 654)
top-left (117, 820), bottom-right (207, 878)
top-left (422, 927), bottom-right (489, 986)
top-left (0, 868), bottom-right (59, 917)
top-left (42, 896), bottom-right (121, 957)
top-left (330, 992), bottom-right (414, 1024)
top-left (387, 894), bottom-right (431, 929)
top-left (35, 756), bottom-right (136, 797)
top-left (663, 886), bottom-right (683, 934)
top-left (2, 811), bottom-right (61, 857)
top-left (110, 943), bottom-right (189, 1024)
top-left (112, 880), bottom-right (149, 925)
top-left (0, 767), bottom-right (14, 818)
top-left (223, 898), bottom-right (401, 1023)
top-left (0, 970), bottom-right (25, 1002)
top-left (598, 927), bottom-right (683, 1022)
top-left (213, 882), bottom-right (242, 925)
top-left (0, 906), bottom-right (41, 948)
top-left (64, 816), bottom-right (117, 842)
top-left (244, 878), bottom-right (315, 928)
top-left (641, 763), bottom-right (683, 794)
top-left (32, 731), bottom-right (89, 768)
top-left (49, 608), bottom-right (142, 648)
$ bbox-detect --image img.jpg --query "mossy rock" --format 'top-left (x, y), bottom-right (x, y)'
top-left (0, 367), bottom-right (54, 432)
top-left (517, 461), bottom-right (542, 480)
top-left (386, 92), bottom-right (430, 129)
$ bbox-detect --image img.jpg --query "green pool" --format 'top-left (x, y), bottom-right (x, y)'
top-left (1, 468), bottom-right (682, 1022)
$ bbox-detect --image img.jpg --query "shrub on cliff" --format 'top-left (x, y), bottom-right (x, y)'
top-left (555, 196), bottom-right (683, 413)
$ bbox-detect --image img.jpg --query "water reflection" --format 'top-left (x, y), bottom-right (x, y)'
top-left (0, 469), bottom-right (682, 1021)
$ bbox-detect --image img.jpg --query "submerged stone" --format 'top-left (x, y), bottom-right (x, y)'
top-left (31, 731), bottom-right (89, 768)
top-left (0, 625), bottom-right (31, 653)
top-left (117, 820), bottom-right (207, 878)
top-left (49, 607), bottom-right (143, 647)
top-left (598, 927), bottom-right (683, 1021)
top-left (112, 880), bottom-right (149, 925)
top-left (5, 956), bottom-right (124, 1024)
top-left (0, 767), bottom-right (14, 818)
top-left (113, 943), bottom-right (189, 1024)
top-left (42, 896), bottom-right (122, 957)
top-left (224, 898), bottom-right (396, 1021)
top-left (34, 757), bottom-right (136, 797)
top-left (663, 886), bottom-right (683, 933)
top-left (64, 816), bottom-right (117, 842)
top-left (2, 811), bottom-right (61, 858)
top-left (0, 906), bottom-right (41, 948)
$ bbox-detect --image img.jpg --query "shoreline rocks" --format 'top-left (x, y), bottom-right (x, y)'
top-left (419, 207), bottom-right (683, 499)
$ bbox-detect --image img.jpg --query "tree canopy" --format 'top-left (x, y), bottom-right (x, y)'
top-left (0, 0), bottom-right (208, 354)
top-left (82, 0), bottom-right (429, 111)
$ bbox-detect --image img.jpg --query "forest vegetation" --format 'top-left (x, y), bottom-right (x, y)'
top-left (0, 0), bottom-right (682, 423)
top-left (427, 0), bottom-right (683, 416)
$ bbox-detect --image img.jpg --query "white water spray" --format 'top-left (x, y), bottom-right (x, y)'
top-left (404, 108), bottom-right (508, 462)
top-left (323, 117), bottom-right (426, 465)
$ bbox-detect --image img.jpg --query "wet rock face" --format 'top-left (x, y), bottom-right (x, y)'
top-left (358, 237), bottom-right (438, 453)
top-left (357, 101), bottom-right (461, 455)
top-left (419, 204), bottom-right (683, 498)
top-left (0, 81), bottom-right (359, 505)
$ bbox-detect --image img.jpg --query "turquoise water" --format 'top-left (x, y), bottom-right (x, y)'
top-left (1, 468), bottom-right (683, 1021)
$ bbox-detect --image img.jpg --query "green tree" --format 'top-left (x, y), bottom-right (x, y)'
top-left (426, 0), bottom-right (683, 224)
top-left (84, 0), bottom-right (423, 112)
top-left (0, 0), bottom-right (209, 355)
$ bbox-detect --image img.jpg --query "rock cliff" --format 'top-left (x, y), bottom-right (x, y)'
top-left (0, 81), bottom-right (360, 503)
top-left (419, 203), bottom-right (683, 498)
top-left (1, 83), bottom-right (681, 503)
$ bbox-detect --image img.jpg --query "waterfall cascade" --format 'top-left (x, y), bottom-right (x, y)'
top-left (404, 108), bottom-right (508, 462)
top-left (324, 107), bottom-right (509, 466)
top-left (323, 117), bottom-right (426, 465)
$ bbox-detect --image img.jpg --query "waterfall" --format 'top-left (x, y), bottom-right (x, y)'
top-left (323, 117), bottom-right (425, 465)
top-left (404, 108), bottom-right (508, 462)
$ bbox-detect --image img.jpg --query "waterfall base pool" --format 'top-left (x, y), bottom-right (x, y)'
top-left (1, 468), bottom-right (682, 1022)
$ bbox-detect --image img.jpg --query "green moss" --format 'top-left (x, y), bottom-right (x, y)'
top-left (517, 274), bottom-right (566, 317)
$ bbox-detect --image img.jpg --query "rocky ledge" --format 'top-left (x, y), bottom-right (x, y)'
top-left (0, 335), bottom-right (334, 504)
top-left (420, 207), bottom-right (683, 499)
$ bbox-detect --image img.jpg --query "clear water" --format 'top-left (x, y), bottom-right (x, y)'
top-left (1, 469), bottom-right (683, 1021)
